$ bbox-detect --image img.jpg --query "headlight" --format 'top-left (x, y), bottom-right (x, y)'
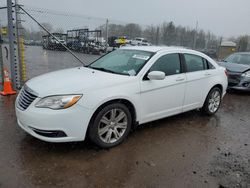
top-left (242, 70), bottom-right (250, 78)
top-left (35, 95), bottom-right (82, 110)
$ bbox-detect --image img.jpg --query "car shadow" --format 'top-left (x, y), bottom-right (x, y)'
top-left (19, 109), bottom-right (218, 154)
top-left (227, 89), bottom-right (250, 96)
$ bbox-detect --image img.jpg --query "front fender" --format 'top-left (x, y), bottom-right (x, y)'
top-left (77, 81), bottom-right (141, 122)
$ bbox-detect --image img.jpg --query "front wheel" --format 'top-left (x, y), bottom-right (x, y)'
top-left (88, 103), bottom-right (132, 148)
top-left (202, 87), bottom-right (222, 115)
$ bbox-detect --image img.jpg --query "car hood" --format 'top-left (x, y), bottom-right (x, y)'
top-left (25, 67), bottom-right (134, 97)
top-left (218, 62), bottom-right (250, 73)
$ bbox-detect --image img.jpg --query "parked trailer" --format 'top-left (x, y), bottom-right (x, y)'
top-left (66, 29), bottom-right (88, 52)
top-left (66, 29), bottom-right (105, 54)
top-left (86, 30), bottom-right (103, 54)
top-left (42, 33), bottom-right (67, 51)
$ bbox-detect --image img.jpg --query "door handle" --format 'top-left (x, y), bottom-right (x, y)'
top-left (205, 73), bottom-right (211, 76)
top-left (176, 77), bottom-right (185, 81)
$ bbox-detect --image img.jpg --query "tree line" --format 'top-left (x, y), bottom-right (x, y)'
top-left (17, 21), bottom-right (250, 51)
top-left (99, 21), bottom-right (249, 51)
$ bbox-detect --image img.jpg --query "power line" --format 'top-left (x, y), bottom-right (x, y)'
top-left (20, 6), bottom-right (87, 66)
top-left (22, 5), bottom-right (149, 28)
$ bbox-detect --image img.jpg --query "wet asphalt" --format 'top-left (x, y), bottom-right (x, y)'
top-left (0, 46), bottom-right (250, 188)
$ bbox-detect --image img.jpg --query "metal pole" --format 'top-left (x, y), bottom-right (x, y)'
top-left (19, 6), bottom-right (87, 66)
top-left (0, 19), bottom-right (4, 86)
top-left (156, 26), bottom-right (160, 45)
top-left (0, 40), bottom-right (4, 87)
top-left (15, 0), bottom-right (23, 85)
top-left (7, 0), bottom-right (18, 89)
top-left (193, 21), bottom-right (198, 50)
top-left (105, 19), bottom-right (108, 52)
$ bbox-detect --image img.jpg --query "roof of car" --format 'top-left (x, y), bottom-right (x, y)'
top-left (120, 45), bottom-right (196, 53)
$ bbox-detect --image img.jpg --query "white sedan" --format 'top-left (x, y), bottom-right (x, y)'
top-left (15, 46), bottom-right (228, 148)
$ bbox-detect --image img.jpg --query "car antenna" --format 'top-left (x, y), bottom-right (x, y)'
top-left (19, 6), bottom-right (87, 66)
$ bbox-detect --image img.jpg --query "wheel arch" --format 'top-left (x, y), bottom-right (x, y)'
top-left (87, 98), bottom-right (138, 133)
top-left (202, 83), bottom-right (223, 106)
top-left (211, 84), bottom-right (223, 95)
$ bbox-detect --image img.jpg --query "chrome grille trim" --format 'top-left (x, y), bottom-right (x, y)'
top-left (17, 86), bottom-right (38, 111)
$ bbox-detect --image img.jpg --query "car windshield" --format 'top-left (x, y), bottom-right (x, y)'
top-left (88, 49), bottom-right (154, 76)
top-left (225, 54), bottom-right (250, 65)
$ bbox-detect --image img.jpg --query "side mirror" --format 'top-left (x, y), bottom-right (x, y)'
top-left (147, 71), bottom-right (165, 80)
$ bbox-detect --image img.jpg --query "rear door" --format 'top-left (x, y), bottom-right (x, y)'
top-left (182, 53), bottom-right (216, 111)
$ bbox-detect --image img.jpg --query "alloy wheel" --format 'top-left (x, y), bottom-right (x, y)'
top-left (208, 90), bottom-right (221, 113)
top-left (98, 108), bottom-right (128, 144)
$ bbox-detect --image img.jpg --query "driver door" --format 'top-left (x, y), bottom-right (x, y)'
top-left (139, 53), bottom-right (186, 124)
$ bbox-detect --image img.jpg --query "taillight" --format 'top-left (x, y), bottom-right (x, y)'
top-left (224, 69), bottom-right (228, 77)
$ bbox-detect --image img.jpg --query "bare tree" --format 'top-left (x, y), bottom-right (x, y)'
top-left (142, 25), bottom-right (158, 44)
top-left (123, 23), bottom-right (142, 39)
top-left (238, 35), bottom-right (249, 52)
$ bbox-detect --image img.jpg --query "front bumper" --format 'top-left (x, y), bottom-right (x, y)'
top-left (227, 73), bottom-right (250, 91)
top-left (229, 85), bottom-right (250, 91)
top-left (15, 97), bottom-right (94, 143)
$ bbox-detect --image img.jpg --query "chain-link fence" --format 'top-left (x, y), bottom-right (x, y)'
top-left (18, 5), bottom-right (112, 80)
top-left (1, 2), bottom-right (227, 89)
top-left (15, 5), bottom-right (222, 81)
top-left (0, 7), bottom-right (6, 87)
top-left (15, 5), bottom-right (154, 82)
top-left (0, 5), bottom-right (11, 89)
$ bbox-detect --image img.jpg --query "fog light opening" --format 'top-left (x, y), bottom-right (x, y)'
top-left (242, 82), bottom-right (250, 88)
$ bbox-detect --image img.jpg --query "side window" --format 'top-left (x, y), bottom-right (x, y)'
top-left (184, 54), bottom-right (206, 72)
top-left (206, 60), bottom-right (215, 69)
top-left (150, 53), bottom-right (181, 76)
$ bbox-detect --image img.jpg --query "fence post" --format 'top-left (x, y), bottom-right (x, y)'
top-left (7, 0), bottom-right (20, 89)
top-left (105, 19), bottom-right (108, 52)
top-left (15, 1), bottom-right (26, 85)
top-left (0, 38), bottom-right (3, 87)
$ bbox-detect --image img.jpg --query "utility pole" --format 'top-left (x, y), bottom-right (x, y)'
top-left (7, 0), bottom-right (19, 89)
top-left (0, 34), bottom-right (3, 87)
top-left (15, 0), bottom-right (22, 84)
top-left (0, 17), bottom-right (4, 86)
top-left (105, 19), bottom-right (108, 52)
top-left (156, 26), bottom-right (160, 45)
top-left (193, 21), bottom-right (198, 49)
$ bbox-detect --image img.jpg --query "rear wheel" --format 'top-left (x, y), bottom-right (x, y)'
top-left (202, 87), bottom-right (222, 115)
top-left (88, 103), bottom-right (132, 148)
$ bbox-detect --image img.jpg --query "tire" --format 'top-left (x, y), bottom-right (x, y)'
top-left (202, 87), bottom-right (222, 115)
top-left (88, 103), bottom-right (132, 148)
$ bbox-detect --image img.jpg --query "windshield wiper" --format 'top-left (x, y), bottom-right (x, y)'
top-left (89, 67), bottom-right (117, 74)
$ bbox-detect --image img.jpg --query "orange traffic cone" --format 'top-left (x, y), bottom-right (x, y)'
top-left (0, 68), bottom-right (16, 96)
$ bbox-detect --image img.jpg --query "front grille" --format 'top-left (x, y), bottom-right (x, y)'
top-left (18, 87), bottom-right (38, 110)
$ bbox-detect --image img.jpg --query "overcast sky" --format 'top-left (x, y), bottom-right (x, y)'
top-left (6, 0), bottom-right (250, 37)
